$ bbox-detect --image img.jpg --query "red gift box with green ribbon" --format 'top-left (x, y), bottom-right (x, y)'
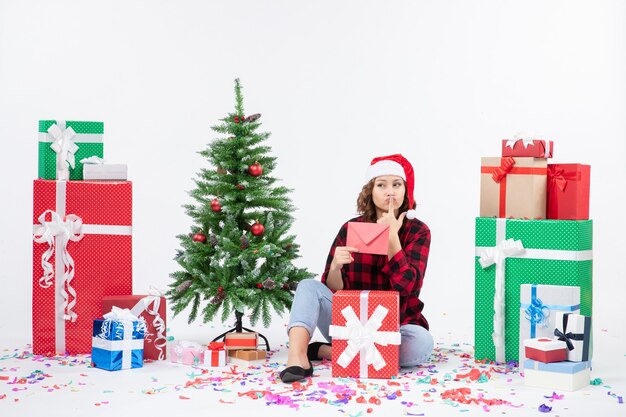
top-left (32, 179), bottom-right (132, 355)
top-left (547, 164), bottom-right (591, 220)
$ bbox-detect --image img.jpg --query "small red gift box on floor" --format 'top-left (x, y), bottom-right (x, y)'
top-left (224, 332), bottom-right (258, 350)
top-left (547, 164), bottom-right (591, 220)
top-left (329, 290), bottom-right (401, 379)
top-left (32, 180), bottom-right (132, 355)
top-left (204, 342), bottom-right (227, 367)
top-left (102, 294), bottom-right (167, 360)
top-left (524, 338), bottom-right (568, 363)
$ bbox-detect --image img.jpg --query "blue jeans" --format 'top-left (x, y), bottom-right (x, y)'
top-left (287, 279), bottom-right (434, 367)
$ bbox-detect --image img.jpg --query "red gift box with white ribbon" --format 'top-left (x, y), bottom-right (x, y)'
top-left (501, 138), bottom-right (554, 158)
top-left (102, 293), bottom-right (167, 360)
top-left (32, 179), bottom-right (132, 355)
top-left (329, 290), bottom-right (401, 379)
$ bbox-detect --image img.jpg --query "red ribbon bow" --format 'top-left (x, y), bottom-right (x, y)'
top-left (208, 341), bottom-right (225, 351)
top-left (548, 166), bottom-right (568, 191)
top-left (491, 157), bottom-right (515, 183)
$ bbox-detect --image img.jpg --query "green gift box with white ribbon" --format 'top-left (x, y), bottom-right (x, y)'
top-left (38, 120), bottom-right (104, 180)
top-left (474, 217), bottom-right (592, 363)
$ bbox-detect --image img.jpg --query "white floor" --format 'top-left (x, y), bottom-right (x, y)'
top-left (1, 324), bottom-right (624, 417)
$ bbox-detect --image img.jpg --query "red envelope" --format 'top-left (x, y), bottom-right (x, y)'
top-left (346, 222), bottom-right (390, 255)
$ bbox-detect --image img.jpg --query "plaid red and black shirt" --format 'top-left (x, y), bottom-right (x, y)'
top-left (321, 216), bottom-right (431, 329)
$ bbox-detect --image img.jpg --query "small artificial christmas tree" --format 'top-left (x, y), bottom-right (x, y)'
top-left (168, 79), bottom-right (314, 331)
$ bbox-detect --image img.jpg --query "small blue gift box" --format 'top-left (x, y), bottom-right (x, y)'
top-left (92, 317), bottom-right (146, 371)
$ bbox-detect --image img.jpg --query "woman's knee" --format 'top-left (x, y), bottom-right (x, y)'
top-left (399, 325), bottom-right (434, 367)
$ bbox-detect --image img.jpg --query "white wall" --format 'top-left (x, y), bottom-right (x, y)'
top-left (1, 0), bottom-right (624, 347)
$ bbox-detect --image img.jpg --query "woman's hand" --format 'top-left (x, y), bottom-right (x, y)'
top-left (377, 198), bottom-right (405, 258)
top-left (330, 246), bottom-right (359, 272)
top-left (377, 198), bottom-right (406, 237)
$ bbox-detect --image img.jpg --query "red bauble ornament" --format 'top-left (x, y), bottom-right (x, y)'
top-left (236, 184), bottom-right (245, 190)
top-left (256, 283), bottom-right (263, 289)
top-left (250, 221), bottom-right (265, 236)
top-left (192, 232), bottom-right (207, 243)
top-left (218, 286), bottom-right (223, 292)
top-left (248, 162), bottom-right (263, 177)
top-left (211, 198), bottom-right (222, 212)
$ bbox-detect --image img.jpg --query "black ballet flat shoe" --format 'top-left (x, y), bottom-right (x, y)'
top-left (279, 361), bottom-right (314, 383)
top-left (307, 342), bottom-right (332, 361)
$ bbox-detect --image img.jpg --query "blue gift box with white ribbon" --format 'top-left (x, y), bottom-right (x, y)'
top-left (91, 307), bottom-right (146, 371)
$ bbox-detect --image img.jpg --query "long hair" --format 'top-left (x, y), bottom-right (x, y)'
top-left (356, 178), bottom-right (413, 223)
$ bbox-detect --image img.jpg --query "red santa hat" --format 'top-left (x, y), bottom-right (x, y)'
top-left (365, 153), bottom-right (417, 220)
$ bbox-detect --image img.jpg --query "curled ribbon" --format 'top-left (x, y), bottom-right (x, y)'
top-left (524, 297), bottom-right (550, 329)
top-left (48, 122), bottom-right (79, 179)
top-left (491, 157), bottom-right (515, 183)
top-left (33, 210), bottom-right (84, 321)
top-left (478, 238), bottom-right (525, 363)
top-left (329, 304), bottom-right (401, 372)
top-left (130, 287), bottom-right (167, 360)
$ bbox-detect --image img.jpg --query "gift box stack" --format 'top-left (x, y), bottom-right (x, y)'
top-left (32, 120), bottom-right (162, 365)
top-left (224, 331), bottom-right (267, 361)
top-left (522, 310), bottom-right (592, 391)
top-left (474, 136), bottom-right (593, 381)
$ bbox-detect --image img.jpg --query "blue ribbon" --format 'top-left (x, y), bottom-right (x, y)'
top-left (521, 285), bottom-right (580, 338)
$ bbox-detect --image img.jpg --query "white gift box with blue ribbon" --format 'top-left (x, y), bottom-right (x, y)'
top-left (519, 284), bottom-right (580, 369)
top-left (92, 307), bottom-right (146, 371)
top-left (523, 359), bottom-right (591, 391)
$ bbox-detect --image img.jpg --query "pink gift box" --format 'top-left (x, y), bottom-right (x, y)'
top-left (169, 341), bottom-right (204, 366)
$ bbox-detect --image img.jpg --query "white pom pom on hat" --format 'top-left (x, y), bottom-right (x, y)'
top-left (365, 153), bottom-right (417, 219)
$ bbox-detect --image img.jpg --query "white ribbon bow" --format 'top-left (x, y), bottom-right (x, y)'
top-left (505, 133), bottom-right (537, 150)
top-left (130, 287), bottom-right (167, 360)
top-left (98, 307), bottom-right (144, 369)
top-left (478, 238), bottom-right (525, 363)
top-left (48, 122), bottom-right (79, 179)
top-left (33, 210), bottom-right (84, 321)
top-left (80, 156), bottom-right (105, 164)
top-left (104, 306), bottom-right (139, 322)
top-left (329, 305), bottom-right (401, 372)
